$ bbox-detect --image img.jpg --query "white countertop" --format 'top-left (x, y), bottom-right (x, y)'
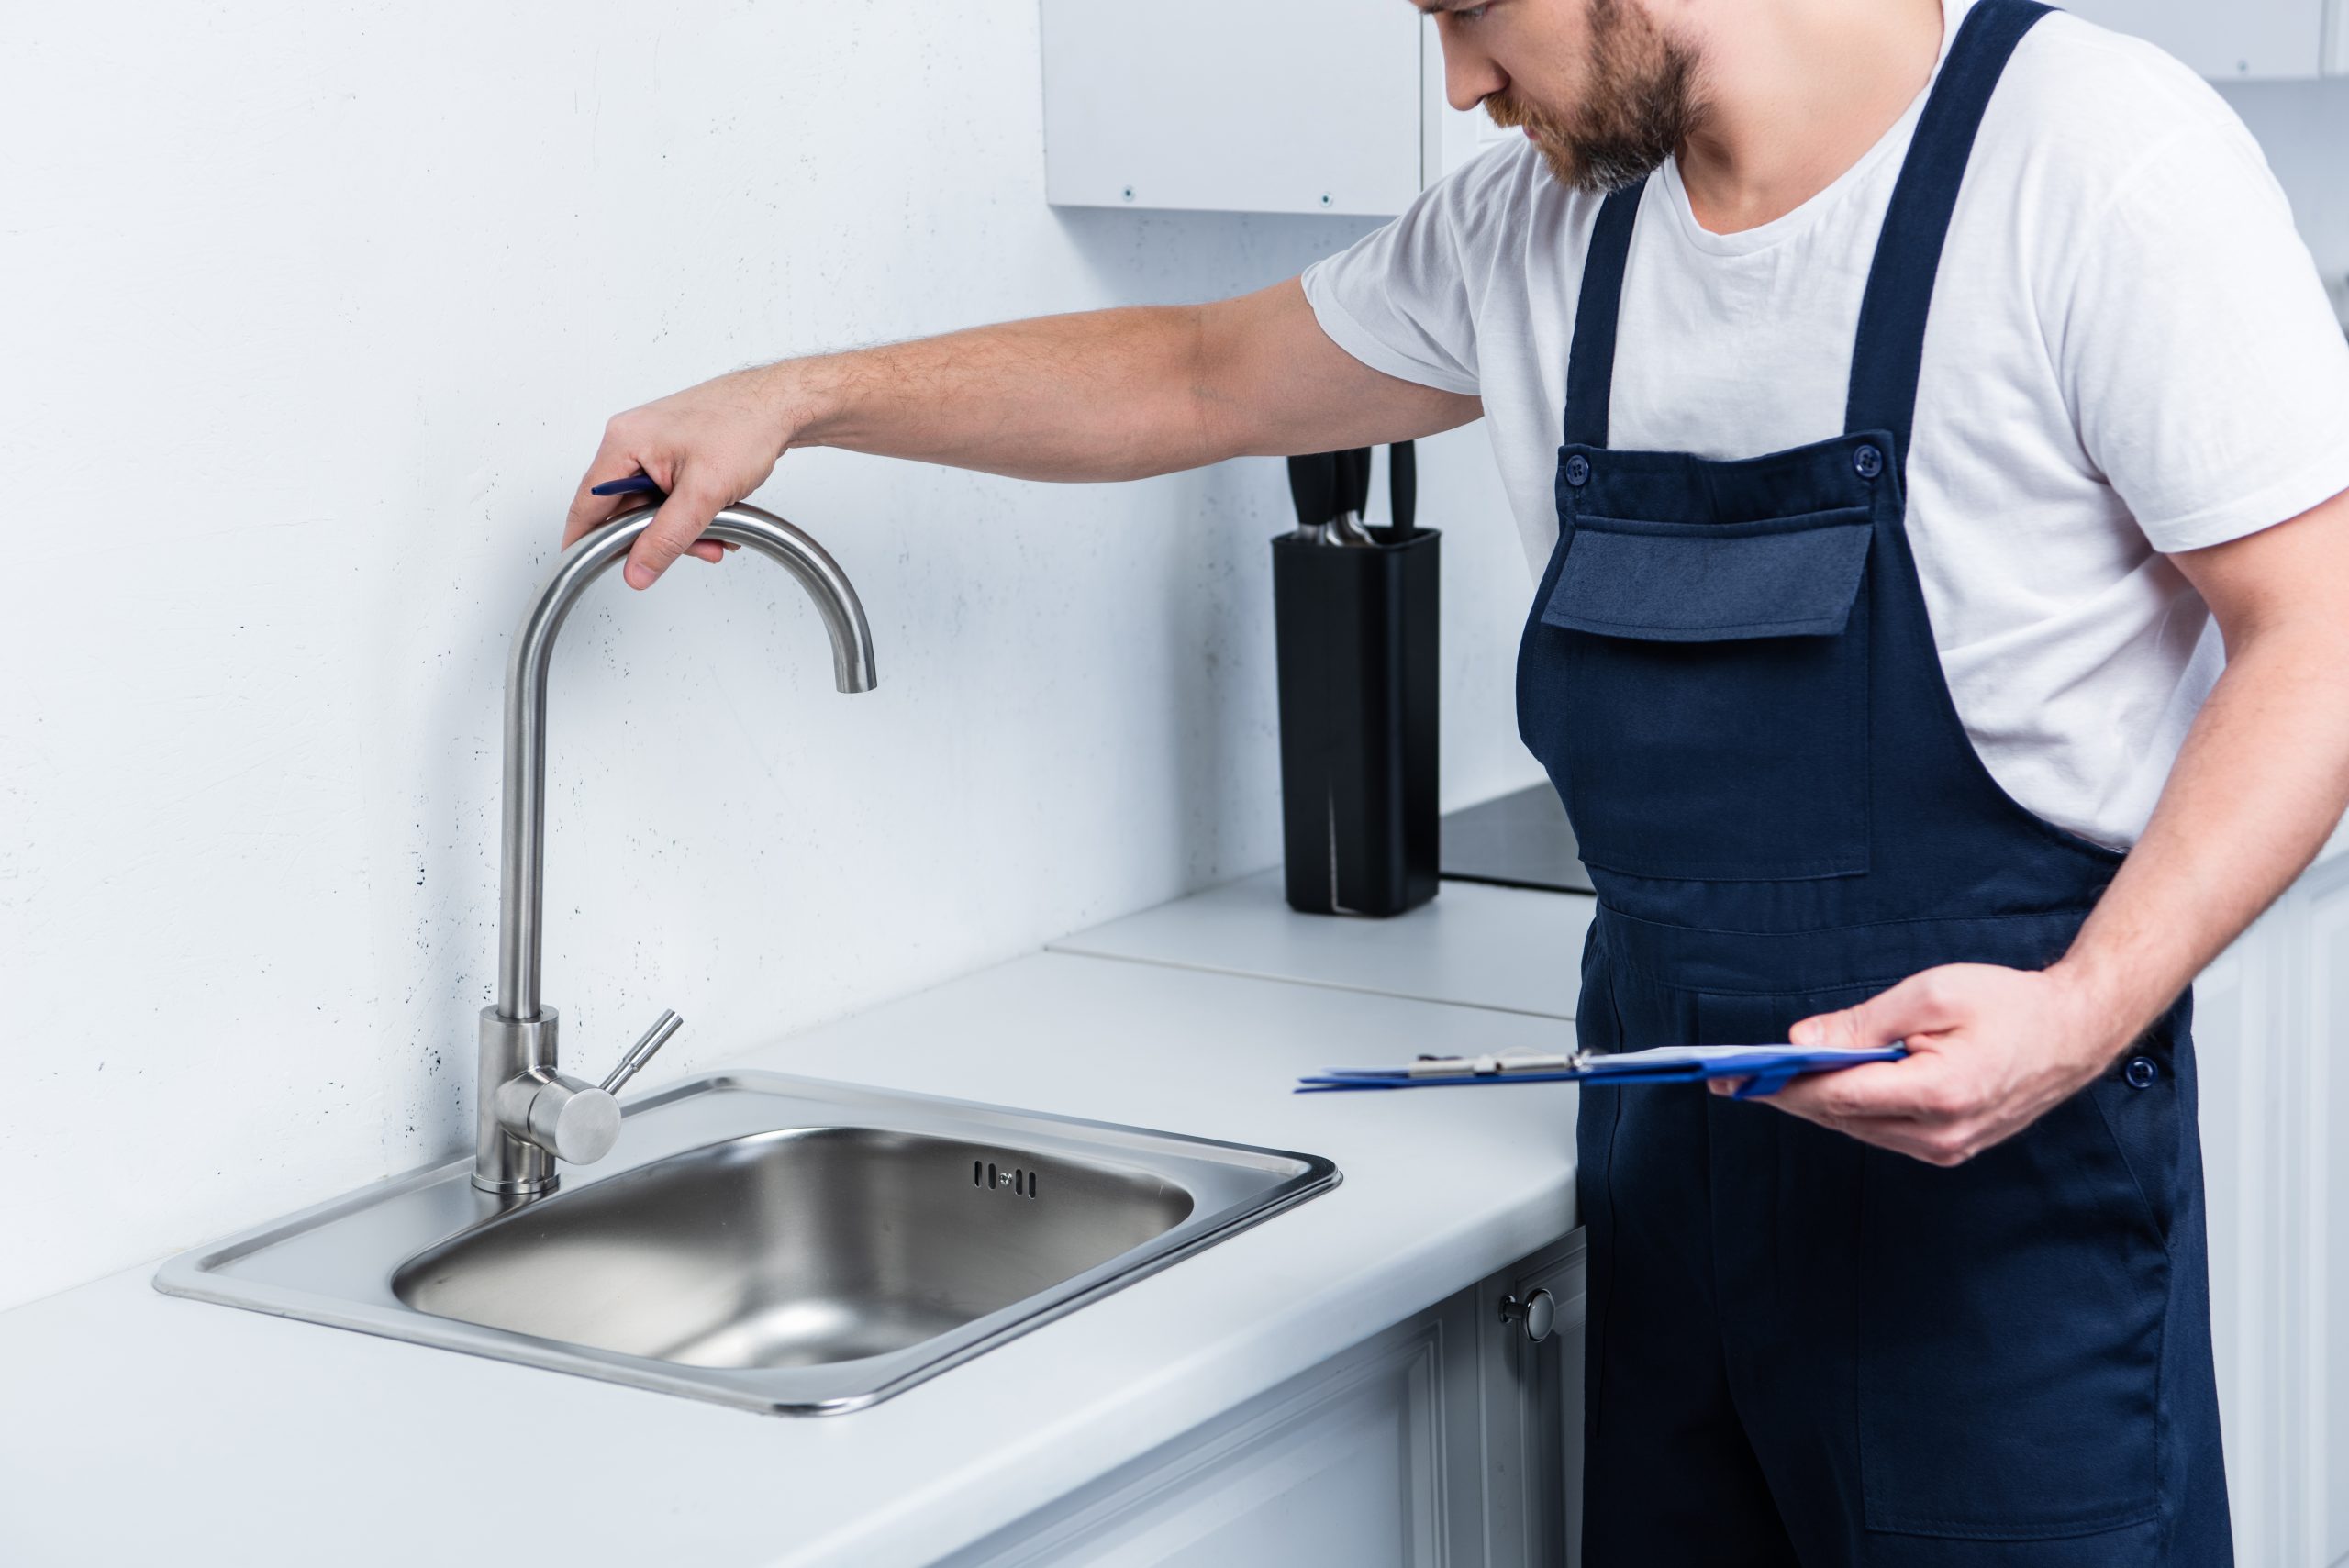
top-left (1052, 868), bottom-right (1596, 1020)
top-left (0, 880), bottom-right (1586, 1568)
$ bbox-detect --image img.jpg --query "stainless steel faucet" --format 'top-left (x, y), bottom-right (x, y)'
top-left (474, 502), bottom-right (878, 1195)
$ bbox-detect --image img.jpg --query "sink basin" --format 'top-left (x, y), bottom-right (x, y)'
top-left (155, 1073), bottom-right (1338, 1413)
top-left (395, 1126), bottom-right (1198, 1369)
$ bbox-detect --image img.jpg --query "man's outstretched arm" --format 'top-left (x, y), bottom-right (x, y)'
top-left (563, 278), bottom-right (1482, 589)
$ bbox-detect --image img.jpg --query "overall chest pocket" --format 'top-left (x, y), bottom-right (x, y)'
top-left (1522, 507), bottom-right (1876, 883)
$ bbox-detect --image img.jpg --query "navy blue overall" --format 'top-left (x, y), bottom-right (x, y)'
top-left (1515, 4), bottom-right (2231, 1561)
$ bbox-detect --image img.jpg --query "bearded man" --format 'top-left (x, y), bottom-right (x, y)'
top-left (567, 3), bottom-right (2349, 1559)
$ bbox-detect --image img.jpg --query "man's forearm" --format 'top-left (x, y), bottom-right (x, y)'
top-left (2053, 613), bottom-right (2349, 1057)
top-left (777, 306), bottom-right (1227, 484)
top-left (1768, 490), bottom-right (2349, 1166)
top-left (2053, 495), bottom-right (2349, 1061)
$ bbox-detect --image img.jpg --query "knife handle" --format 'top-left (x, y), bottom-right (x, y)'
top-left (1286, 452), bottom-right (1337, 536)
top-left (1337, 446), bottom-right (1373, 520)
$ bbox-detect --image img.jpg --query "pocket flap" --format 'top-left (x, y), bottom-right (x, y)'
top-left (1542, 510), bottom-right (1874, 643)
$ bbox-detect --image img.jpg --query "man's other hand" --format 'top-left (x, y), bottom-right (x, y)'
top-left (1713, 962), bottom-right (2137, 1166)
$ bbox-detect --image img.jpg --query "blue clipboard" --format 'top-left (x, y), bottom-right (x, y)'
top-left (1296, 1043), bottom-right (1907, 1101)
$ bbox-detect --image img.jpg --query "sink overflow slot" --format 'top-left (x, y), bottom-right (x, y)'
top-left (972, 1160), bottom-right (1038, 1199)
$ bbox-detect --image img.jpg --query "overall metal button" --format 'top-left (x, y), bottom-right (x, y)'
top-left (2124, 1056), bottom-right (2159, 1089)
top-left (1853, 444), bottom-right (1884, 479)
top-left (1564, 454), bottom-right (1592, 487)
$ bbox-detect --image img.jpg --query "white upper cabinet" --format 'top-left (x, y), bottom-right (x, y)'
top-left (1041, 7), bottom-right (1508, 217)
top-left (1041, 0), bottom-right (1428, 217)
top-left (2059, 0), bottom-right (2332, 80)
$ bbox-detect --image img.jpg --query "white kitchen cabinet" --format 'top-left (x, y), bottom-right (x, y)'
top-left (1041, 8), bottom-right (1491, 217)
top-left (2189, 834), bottom-right (2349, 1567)
top-left (943, 1231), bottom-right (1588, 1567)
top-left (2061, 0), bottom-right (2331, 79)
top-left (1041, 1), bottom-right (1424, 217)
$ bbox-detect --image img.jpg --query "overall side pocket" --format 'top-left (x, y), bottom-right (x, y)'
top-left (1856, 1090), bottom-right (2168, 1539)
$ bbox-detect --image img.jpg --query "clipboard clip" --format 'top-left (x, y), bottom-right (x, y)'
top-left (1406, 1051), bottom-right (1587, 1079)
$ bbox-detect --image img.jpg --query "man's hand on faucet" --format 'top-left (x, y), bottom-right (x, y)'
top-left (566, 364), bottom-right (789, 589)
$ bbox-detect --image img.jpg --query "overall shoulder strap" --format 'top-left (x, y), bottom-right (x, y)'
top-left (1843, 0), bottom-right (2053, 464)
top-left (1560, 178), bottom-right (1649, 450)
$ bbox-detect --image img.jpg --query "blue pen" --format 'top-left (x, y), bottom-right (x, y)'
top-left (590, 474), bottom-right (667, 499)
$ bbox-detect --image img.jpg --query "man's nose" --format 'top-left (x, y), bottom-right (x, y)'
top-left (1437, 23), bottom-right (1507, 114)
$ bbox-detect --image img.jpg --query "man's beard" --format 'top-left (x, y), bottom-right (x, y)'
top-left (1483, 0), bottom-right (1705, 193)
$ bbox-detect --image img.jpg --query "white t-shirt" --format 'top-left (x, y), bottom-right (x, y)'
top-left (1302, 0), bottom-right (2349, 850)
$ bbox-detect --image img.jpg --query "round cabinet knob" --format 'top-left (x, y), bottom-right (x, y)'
top-left (1500, 1288), bottom-right (1557, 1345)
top-left (524, 1074), bottom-right (622, 1165)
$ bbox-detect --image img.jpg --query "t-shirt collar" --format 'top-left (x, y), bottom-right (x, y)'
top-left (1655, 0), bottom-right (1969, 258)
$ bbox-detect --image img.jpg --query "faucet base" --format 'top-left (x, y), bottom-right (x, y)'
top-left (474, 1006), bottom-right (561, 1195)
top-left (472, 1172), bottom-right (559, 1197)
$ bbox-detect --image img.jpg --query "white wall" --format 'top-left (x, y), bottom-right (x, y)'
top-left (2221, 78), bottom-right (2349, 294)
top-left (0, 2), bottom-right (1540, 1310)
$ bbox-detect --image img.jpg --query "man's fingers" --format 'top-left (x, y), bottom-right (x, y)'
top-left (686, 540), bottom-right (727, 565)
top-left (565, 437), bottom-right (653, 550)
top-left (624, 484), bottom-right (729, 589)
top-left (1770, 1054), bottom-right (1965, 1121)
top-left (1753, 1068), bottom-right (1983, 1162)
top-left (563, 492), bottom-right (624, 551)
top-left (1714, 1053), bottom-right (1954, 1118)
top-left (1714, 1060), bottom-right (1983, 1163)
top-left (1713, 1058), bottom-right (1957, 1126)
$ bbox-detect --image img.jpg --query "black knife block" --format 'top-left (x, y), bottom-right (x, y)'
top-left (1270, 526), bottom-right (1440, 917)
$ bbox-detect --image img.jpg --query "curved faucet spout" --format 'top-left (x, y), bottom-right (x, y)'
top-left (501, 501), bottom-right (877, 1019)
top-left (476, 501), bottom-right (877, 1195)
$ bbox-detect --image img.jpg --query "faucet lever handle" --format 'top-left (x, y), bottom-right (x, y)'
top-left (600, 1009), bottom-right (683, 1096)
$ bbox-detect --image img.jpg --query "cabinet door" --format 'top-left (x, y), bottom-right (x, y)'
top-left (946, 1289), bottom-right (1490, 1568)
top-left (1041, 0), bottom-right (1425, 216)
top-left (1478, 1229), bottom-right (1588, 1568)
top-left (2059, 0), bottom-right (2327, 79)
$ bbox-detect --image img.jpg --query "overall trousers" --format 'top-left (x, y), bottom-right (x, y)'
top-left (1515, 5), bottom-right (2231, 1562)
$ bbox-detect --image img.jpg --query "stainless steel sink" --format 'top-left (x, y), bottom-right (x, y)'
top-left (155, 1073), bottom-right (1338, 1413)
